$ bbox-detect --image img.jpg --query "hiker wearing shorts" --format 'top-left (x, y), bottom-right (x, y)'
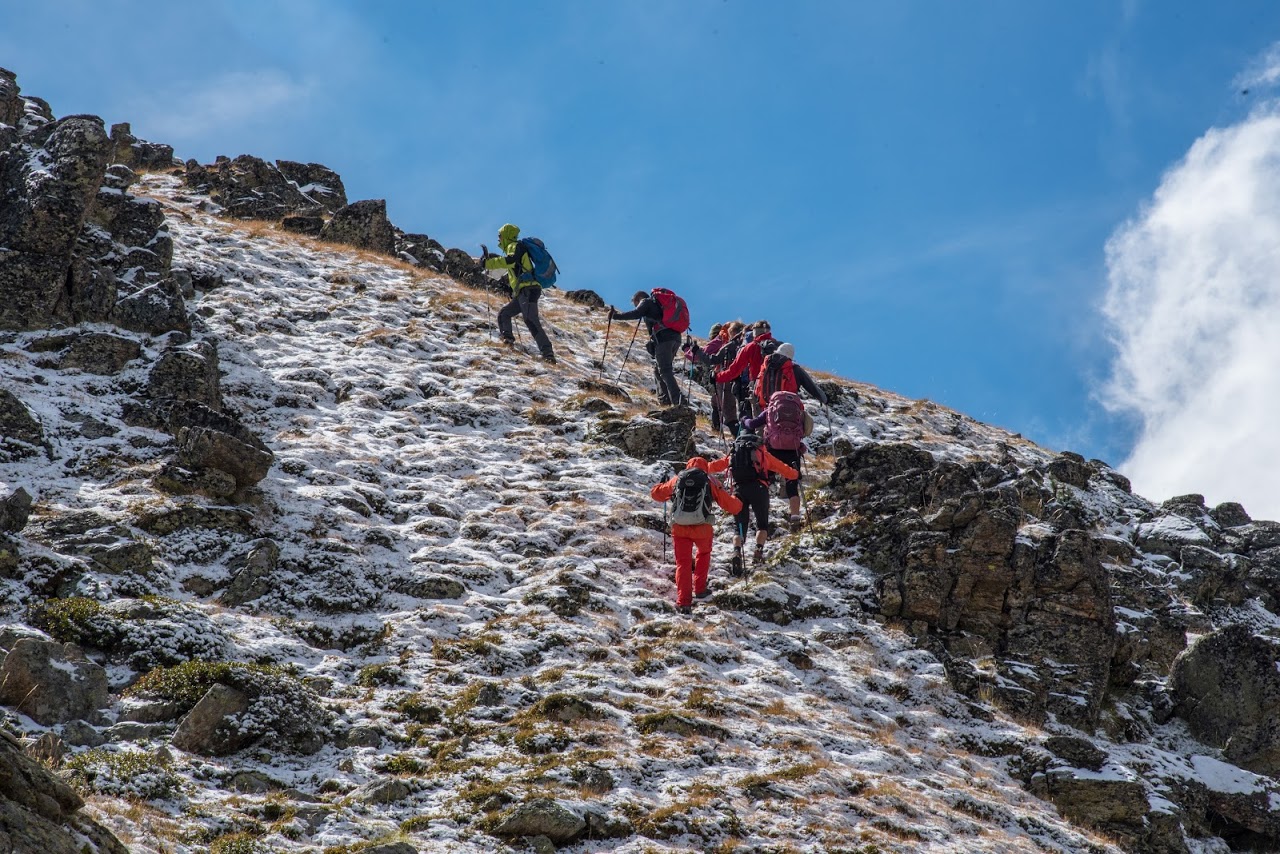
top-left (708, 438), bottom-right (797, 572)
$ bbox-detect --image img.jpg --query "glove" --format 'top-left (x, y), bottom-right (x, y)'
top-left (479, 243), bottom-right (490, 261)
top-left (607, 306), bottom-right (617, 320)
top-left (691, 343), bottom-right (701, 357)
top-left (645, 340), bottom-right (655, 356)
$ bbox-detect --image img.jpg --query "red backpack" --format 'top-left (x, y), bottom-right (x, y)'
top-left (650, 287), bottom-right (690, 333)
top-left (757, 353), bottom-right (797, 401)
top-left (764, 391), bottom-right (808, 452)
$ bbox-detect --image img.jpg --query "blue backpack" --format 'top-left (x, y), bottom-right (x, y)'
top-left (516, 237), bottom-right (559, 288)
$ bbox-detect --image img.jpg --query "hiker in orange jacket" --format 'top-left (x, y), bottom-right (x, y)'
top-left (708, 438), bottom-right (798, 572)
top-left (650, 457), bottom-right (743, 614)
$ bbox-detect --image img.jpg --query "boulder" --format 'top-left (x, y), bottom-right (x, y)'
top-left (0, 639), bottom-right (109, 725)
top-left (171, 683), bottom-right (254, 756)
top-left (492, 798), bottom-right (586, 844)
top-left (111, 278), bottom-right (189, 335)
top-left (1210, 501), bottom-right (1251, 529)
top-left (1046, 451), bottom-right (1092, 490)
top-left (0, 487), bottom-right (32, 533)
top-left (591, 407), bottom-right (696, 463)
top-left (49, 331), bottom-right (142, 374)
top-left (175, 421), bottom-right (274, 492)
top-left (281, 215), bottom-right (324, 236)
top-left (0, 388), bottom-right (45, 457)
top-left (564, 289), bottom-right (605, 309)
top-left (1170, 625), bottom-right (1280, 775)
top-left (144, 340), bottom-right (222, 412)
top-left (219, 539), bottom-right (281, 606)
top-left (319, 199), bottom-right (396, 255)
top-left (0, 727), bottom-right (128, 854)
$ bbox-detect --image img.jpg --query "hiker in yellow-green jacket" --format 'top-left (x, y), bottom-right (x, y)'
top-left (481, 223), bottom-right (556, 364)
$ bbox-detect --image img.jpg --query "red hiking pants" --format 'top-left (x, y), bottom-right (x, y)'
top-left (672, 531), bottom-right (713, 607)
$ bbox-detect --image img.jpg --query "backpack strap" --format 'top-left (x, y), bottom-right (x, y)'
top-left (512, 240), bottom-right (532, 283)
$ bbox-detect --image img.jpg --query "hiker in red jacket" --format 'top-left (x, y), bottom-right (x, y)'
top-left (707, 437), bottom-right (798, 572)
top-left (715, 319), bottom-right (774, 417)
top-left (650, 457), bottom-right (743, 614)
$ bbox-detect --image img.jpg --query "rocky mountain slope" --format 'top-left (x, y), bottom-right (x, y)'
top-left (2, 66), bottom-right (1280, 854)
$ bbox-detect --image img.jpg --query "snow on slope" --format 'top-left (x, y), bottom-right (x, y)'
top-left (0, 172), bottom-right (1120, 853)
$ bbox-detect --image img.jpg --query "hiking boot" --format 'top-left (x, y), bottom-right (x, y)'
top-left (730, 550), bottom-right (744, 578)
top-left (540, 352), bottom-right (557, 364)
top-left (752, 545), bottom-right (765, 566)
top-left (499, 336), bottom-right (516, 347)
top-left (694, 588), bottom-right (711, 600)
top-left (789, 515), bottom-right (804, 533)
top-left (676, 604), bottom-right (693, 615)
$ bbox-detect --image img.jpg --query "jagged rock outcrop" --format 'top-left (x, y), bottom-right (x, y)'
top-left (184, 154), bottom-right (325, 220)
top-left (108, 122), bottom-right (176, 171)
top-left (275, 160), bottom-right (347, 212)
top-left (319, 198), bottom-right (396, 255)
top-left (0, 113), bottom-right (110, 329)
top-left (395, 229), bottom-right (445, 269)
top-left (1170, 625), bottom-right (1280, 776)
top-left (0, 71), bottom-right (178, 333)
top-left (0, 728), bottom-right (128, 854)
top-left (831, 443), bottom-right (1116, 727)
top-left (0, 638), bottom-right (109, 724)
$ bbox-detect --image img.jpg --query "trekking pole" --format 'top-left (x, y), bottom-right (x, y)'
top-left (615, 320), bottom-right (642, 383)
top-left (663, 499), bottom-right (669, 565)
top-left (599, 314), bottom-right (613, 379)
top-left (823, 404), bottom-right (835, 456)
top-left (798, 455), bottom-right (812, 531)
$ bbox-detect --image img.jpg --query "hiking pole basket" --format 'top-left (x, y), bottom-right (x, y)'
top-left (616, 320), bottom-right (643, 383)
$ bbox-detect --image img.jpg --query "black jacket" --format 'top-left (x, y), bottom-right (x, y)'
top-left (612, 297), bottom-right (682, 343)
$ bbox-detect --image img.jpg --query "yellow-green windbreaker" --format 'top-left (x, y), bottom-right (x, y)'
top-left (484, 223), bottom-right (537, 296)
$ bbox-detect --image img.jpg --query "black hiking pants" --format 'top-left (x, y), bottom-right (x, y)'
top-left (498, 286), bottom-right (554, 358)
top-left (734, 481), bottom-right (771, 536)
top-left (652, 335), bottom-right (684, 405)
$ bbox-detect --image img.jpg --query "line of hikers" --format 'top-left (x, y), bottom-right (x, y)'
top-left (478, 224), bottom-right (830, 615)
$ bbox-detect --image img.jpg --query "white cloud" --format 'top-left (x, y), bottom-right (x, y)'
top-left (129, 69), bottom-right (313, 144)
top-left (1102, 88), bottom-right (1280, 517)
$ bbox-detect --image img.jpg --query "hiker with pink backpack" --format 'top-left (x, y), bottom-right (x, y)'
top-left (742, 342), bottom-right (828, 532)
top-left (607, 288), bottom-right (691, 408)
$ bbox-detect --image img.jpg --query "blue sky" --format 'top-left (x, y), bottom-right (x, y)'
top-left (7, 0), bottom-right (1280, 506)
